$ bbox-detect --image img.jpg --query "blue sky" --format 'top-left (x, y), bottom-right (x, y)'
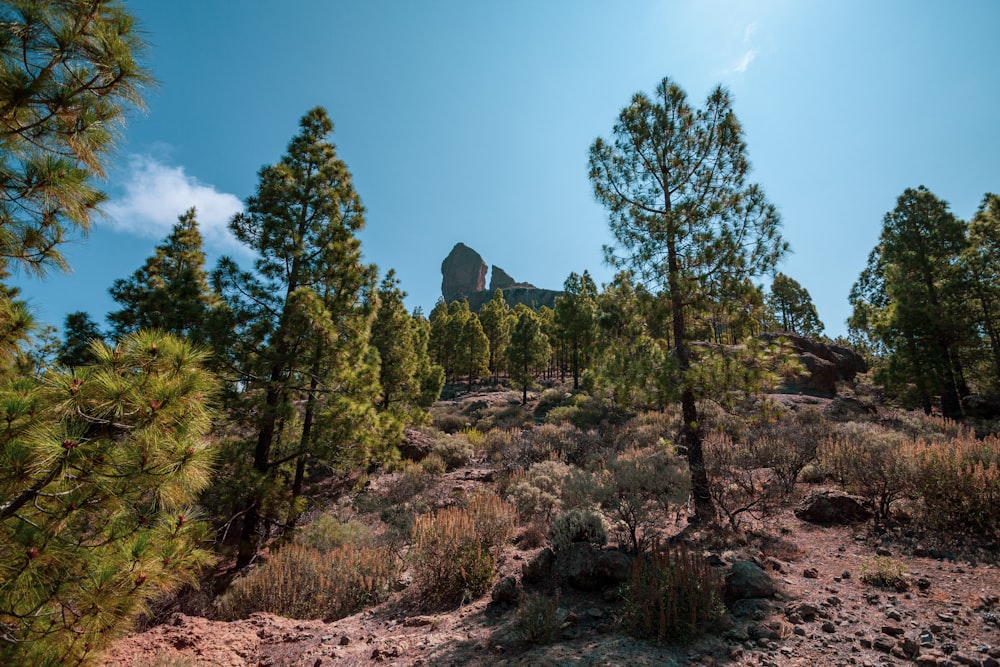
top-left (12, 0), bottom-right (1000, 340)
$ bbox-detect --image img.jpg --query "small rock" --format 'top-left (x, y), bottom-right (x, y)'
top-left (803, 567), bottom-right (820, 579)
top-left (822, 621), bottom-right (837, 633)
top-left (876, 547), bottom-right (892, 557)
top-left (873, 636), bottom-right (896, 652)
top-left (339, 635), bottom-right (351, 646)
top-left (882, 624), bottom-right (905, 637)
top-left (886, 609), bottom-right (902, 621)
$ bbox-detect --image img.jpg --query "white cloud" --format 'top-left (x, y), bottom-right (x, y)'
top-left (734, 49), bottom-right (756, 73)
top-left (103, 155), bottom-right (245, 251)
top-left (743, 21), bottom-right (758, 43)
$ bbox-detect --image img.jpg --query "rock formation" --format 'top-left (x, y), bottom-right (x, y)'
top-left (440, 243), bottom-right (562, 311)
top-left (441, 243), bottom-right (487, 303)
top-left (488, 266), bottom-right (517, 291)
top-left (762, 332), bottom-right (867, 396)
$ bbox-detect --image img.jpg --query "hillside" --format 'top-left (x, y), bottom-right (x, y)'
top-left (103, 387), bottom-right (1000, 667)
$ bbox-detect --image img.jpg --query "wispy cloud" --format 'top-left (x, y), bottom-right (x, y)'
top-left (731, 21), bottom-right (759, 74)
top-left (734, 49), bottom-right (756, 73)
top-left (102, 155), bottom-right (245, 252)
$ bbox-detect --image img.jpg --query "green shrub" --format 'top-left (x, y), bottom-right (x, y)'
top-left (545, 405), bottom-right (581, 426)
top-left (420, 452), bottom-right (447, 475)
top-left (535, 387), bottom-right (569, 418)
top-left (505, 460), bottom-right (574, 521)
top-left (431, 434), bottom-right (474, 470)
top-left (217, 543), bottom-right (397, 621)
top-left (621, 543), bottom-right (725, 644)
top-left (548, 508), bottom-right (607, 551)
top-left (859, 556), bottom-right (909, 591)
top-left (513, 591), bottom-right (565, 644)
top-left (799, 463), bottom-right (827, 484)
top-left (432, 411), bottom-right (469, 434)
top-left (294, 515), bottom-right (371, 551)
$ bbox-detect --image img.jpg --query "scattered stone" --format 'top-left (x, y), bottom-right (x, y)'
top-left (882, 625), bottom-right (905, 637)
top-left (521, 548), bottom-right (553, 584)
top-left (726, 561), bottom-right (776, 604)
top-left (339, 635), bottom-right (351, 646)
top-left (491, 576), bottom-right (522, 604)
top-left (873, 636), bottom-right (896, 652)
top-left (795, 489), bottom-right (873, 525)
top-left (804, 567), bottom-right (820, 579)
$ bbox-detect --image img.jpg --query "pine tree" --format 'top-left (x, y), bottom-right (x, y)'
top-left (212, 107), bottom-right (382, 565)
top-left (452, 301), bottom-right (488, 391)
top-left (766, 273), bottom-right (824, 337)
top-left (507, 306), bottom-right (551, 404)
top-left (56, 311), bottom-right (104, 368)
top-left (0, 0), bottom-right (150, 275)
top-left (963, 193), bottom-right (1000, 385)
top-left (0, 331), bottom-right (217, 666)
top-left (479, 289), bottom-right (513, 383)
top-left (554, 271), bottom-right (598, 390)
top-left (107, 208), bottom-right (216, 342)
top-left (849, 186), bottom-right (972, 417)
top-left (370, 270), bottom-right (442, 415)
top-left (589, 76), bottom-right (786, 521)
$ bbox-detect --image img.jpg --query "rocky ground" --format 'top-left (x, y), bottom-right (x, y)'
top-left (102, 390), bottom-right (1000, 667)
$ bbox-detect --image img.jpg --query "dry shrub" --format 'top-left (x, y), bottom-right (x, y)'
top-left (907, 432), bottom-right (1000, 537)
top-left (860, 555), bottom-right (909, 591)
top-left (409, 495), bottom-right (516, 608)
top-left (217, 543), bottom-right (397, 621)
top-left (747, 408), bottom-right (831, 492)
top-left (621, 542), bottom-right (725, 644)
top-left (531, 422), bottom-right (590, 463)
top-left (294, 514), bottom-right (372, 552)
top-left (818, 425), bottom-right (914, 524)
top-left (513, 591), bottom-right (565, 644)
top-left (385, 461), bottom-right (432, 503)
top-left (595, 445), bottom-right (690, 553)
top-left (704, 432), bottom-right (784, 530)
top-left (420, 452), bottom-right (447, 475)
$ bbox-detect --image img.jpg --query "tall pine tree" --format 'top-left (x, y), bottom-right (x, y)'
top-left (589, 77), bottom-right (786, 521)
top-left (213, 107), bottom-right (382, 565)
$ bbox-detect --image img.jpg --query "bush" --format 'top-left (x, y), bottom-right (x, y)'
top-left (545, 405), bottom-right (581, 426)
top-left (859, 556), bottom-right (909, 591)
top-left (621, 543), bottom-right (725, 644)
top-left (431, 434), bottom-right (474, 470)
top-left (548, 508), bottom-right (607, 552)
top-left (704, 432), bottom-right (784, 530)
top-left (294, 515), bottom-right (372, 551)
top-left (420, 452), bottom-right (447, 475)
top-left (217, 543), bottom-right (397, 621)
top-left (513, 591), bottom-right (565, 644)
top-left (818, 425), bottom-right (915, 524)
top-left (432, 411), bottom-right (469, 434)
top-left (385, 462), bottom-right (433, 503)
top-left (535, 387), bottom-right (569, 419)
top-left (908, 432), bottom-right (1000, 537)
top-left (505, 460), bottom-right (574, 521)
top-left (595, 446), bottom-right (689, 553)
top-left (409, 496), bottom-right (516, 608)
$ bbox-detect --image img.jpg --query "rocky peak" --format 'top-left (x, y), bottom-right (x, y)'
top-left (441, 243), bottom-right (487, 304)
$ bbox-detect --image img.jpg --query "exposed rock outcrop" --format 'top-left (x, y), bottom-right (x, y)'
top-left (440, 243), bottom-right (562, 311)
top-left (489, 265), bottom-right (517, 291)
top-left (441, 243), bottom-right (487, 303)
top-left (763, 332), bottom-right (867, 396)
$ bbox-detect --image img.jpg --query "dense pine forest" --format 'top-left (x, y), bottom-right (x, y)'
top-left (1, 3), bottom-right (998, 666)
